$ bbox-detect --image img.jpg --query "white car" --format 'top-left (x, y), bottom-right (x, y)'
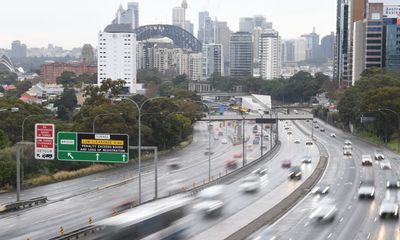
top-left (379, 197), bottom-right (399, 219)
top-left (374, 152), bottom-right (385, 160)
top-left (358, 182), bottom-right (375, 199)
top-left (361, 155), bottom-right (373, 166)
top-left (221, 138), bottom-right (228, 144)
top-left (294, 139), bottom-right (300, 144)
top-left (301, 156), bottom-right (312, 164)
top-left (305, 140), bottom-right (313, 146)
top-left (312, 185), bottom-right (330, 195)
top-left (380, 160), bottom-right (391, 170)
top-left (239, 175), bottom-right (261, 193)
top-left (194, 185), bottom-right (225, 217)
top-left (309, 203), bottom-right (337, 222)
top-left (330, 133), bottom-right (336, 138)
top-left (344, 140), bottom-right (352, 146)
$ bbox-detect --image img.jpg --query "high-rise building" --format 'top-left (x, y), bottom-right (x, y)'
top-left (185, 20), bottom-right (194, 34)
top-left (259, 30), bottom-right (281, 80)
top-left (384, 16), bottom-right (400, 69)
top-left (301, 28), bottom-right (320, 60)
top-left (97, 24), bottom-right (138, 93)
top-left (239, 18), bottom-right (255, 33)
top-left (189, 53), bottom-right (203, 81)
top-left (81, 44), bottom-right (96, 64)
top-left (230, 32), bottom-right (253, 77)
top-left (334, 0), bottom-right (350, 84)
top-left (320, 32), bottom-right (336, 61)
top-left (172, 6), bottom-right (185, 29)
top-left (11, 40), bottom-right (27, 59)
top-left (253, 15), bottom-right (273, 30)
top-left (198, 11), bottom-right (214, 44)
top-left (41, 63), bottom-right (97, 84)
top-left (282, 40), bottom-right (296, 64)
top-left (294, 37), bottom-right (307, 62)
top-left (203, 44), bottom-right (224, 77)
top-left (112, 2), bottom-right (139, 30)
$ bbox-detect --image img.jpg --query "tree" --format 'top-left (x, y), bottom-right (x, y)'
top-left (0, 71), bottom-right (18, 85)
top-left (56, 71), bottom-right (77, 87)
top-left (0, 129), bottom-right (9, 149)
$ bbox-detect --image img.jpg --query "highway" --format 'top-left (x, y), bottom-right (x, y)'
top-left (0, 117), bottom-right (277, 239)
top-left (249, 119), bottom-right (400, 240)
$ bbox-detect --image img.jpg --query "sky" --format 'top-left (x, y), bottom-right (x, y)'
top-left (0, 0), bottom-right (336, 49)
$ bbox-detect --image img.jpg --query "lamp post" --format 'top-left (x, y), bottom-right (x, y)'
top-left (378, 108), bottom-right (400, 152)
top-left (240, 111), bottom-right (247, 167)
top-left (22, 114), bottom-right (53, 142)
top-left (258, 110), bottom-right (266, 157)
top-left (121, 97), bottom-right (164, 204)
top-left (92, 112), bottom-right (124, 133)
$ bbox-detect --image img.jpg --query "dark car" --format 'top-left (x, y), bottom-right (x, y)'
top-left (226, 160), bottom-right (238, 169)
top-left (253, 138), bottom-right (260, 145)
top-left (281, 160), bottom-right (292, 168)
top-left (320, 128), bottom-right (325, 132)
top-left (386, 178), bottom-right (400, 189)
top-left (288, 166), bottom-right (302, 180)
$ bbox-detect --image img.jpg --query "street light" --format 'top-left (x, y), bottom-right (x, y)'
top-left (258, 110), bottom-right (266, 157)
top-left (22, 114), bottom-right (53, 142)
top-left (239, 111), bottom-right (247, 167)
top-left (120, 96), bottom-right (166, 204)
top-left (92, 112), bottom-right (124, 133)
top-left (378, 108), bottom-right (400, 152)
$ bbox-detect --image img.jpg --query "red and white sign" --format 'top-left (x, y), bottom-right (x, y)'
top-left (35, 123), bottom-right (55, 160)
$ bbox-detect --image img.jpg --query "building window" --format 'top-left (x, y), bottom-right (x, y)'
top-left (367, 27), bottom-right (382, 32)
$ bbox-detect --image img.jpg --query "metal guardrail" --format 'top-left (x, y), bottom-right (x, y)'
top-left (0, 196), bottom-right (47, 213)
top-left (226, 121), bottom-right (329, 240)
top-left (48, 225), bottom-right (102, 240)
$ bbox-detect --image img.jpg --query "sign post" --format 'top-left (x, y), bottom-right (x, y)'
top-left (35, 124), bottom-right (55, 160)
top-left (57, 132), bottom-right (129, 163)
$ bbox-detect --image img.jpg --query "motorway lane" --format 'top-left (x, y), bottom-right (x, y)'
top-left (249, 119), bottom-right (400, 240)
top-left (0, 120), bottom-right (274, 239)
top-left (189, 121), bottom-right (320, 238)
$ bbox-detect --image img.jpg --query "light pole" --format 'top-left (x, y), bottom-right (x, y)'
top-left (92, 112), bottom-right (123, 133)
top-left (258, 110), bottom-right (266, 157)
top-left (378, 108), bottom-right (400, 152)
top-left (121, 97), bottom-right (164, 204)
top-left (22, 114), bottom-right (53, 142)
top-left (240, 111), bottom-right (247, 167)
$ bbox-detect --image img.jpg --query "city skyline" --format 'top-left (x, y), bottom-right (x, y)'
top-left (0, 0), bottom-right (336, 49)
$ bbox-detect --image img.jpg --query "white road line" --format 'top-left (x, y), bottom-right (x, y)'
top-left (327, 233), bottom-right (333, 239)
top-left (340, 217), bottom-right (344, 222)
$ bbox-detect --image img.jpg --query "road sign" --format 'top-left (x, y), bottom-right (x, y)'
top-left (256, 118), bottom-right (277, 124)
top-left (35, 124), bottom-right (55, 160)
top-left (57, 132), bottom-right (129, 163)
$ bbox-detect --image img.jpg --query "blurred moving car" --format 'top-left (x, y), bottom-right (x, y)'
top-left (386, 177), bottom-right (400, 189)
top-left (314, 125), bottom-right (319, 129)
top-left (320, 128), bottom-right (325, 132)
top-left (221, 138), bottom-right (228, 144)
top-left (281, 159), bottom-right (292, 168)
top-left (226, 160), bottom-right (238, 169)
top-left (358, 181), bottom-right (375, 199)
top-left (374, 151), bottom-right (385, 160)
top-left (312, 185), bottom-right (330, 195)
top-left (167, 158), bottom-right (181, 170)
top-left (233, 152), bottom-right (242, 158)
top-left (361, 155), bottom-right (373, 166)
top-left (194, 185), bottom-right (225, 217)
top-left (287, 130), bottom-right (293, 135)
top-left (380, 160), bottom-right (391, 169)
top-left (112, 199), bottom-right (136, 216)
top-left (288, 166), bottom-right (302, 180)
top-left (309, 202), bottom-right (337, 222)
top-left (239, 175), bottom-right (261, 193)
top-left (306, 140), bottom-right (313, 146)
top-left (253, 138), bottom-right (260, 145)
top-left (330, 133), bottom-right (336, 138)
top-left (247, 144), bottom-right (254, 151)
top-left (301, 156), bottom-right (312, 164)
top-left (252, 168), bottom-right (267, 176)
top-left (218, 131), bottom-right (223, 136)
top-left (379, 197), bottom-right (399, 219)
top-left (294, 139), bottom-right (300, 144)
top-left (313, 120), bottom-right (318, 123)
top-left (344, 140), bottom-right (352, 146)
top-left (343, 146), bottom-right (352, 156)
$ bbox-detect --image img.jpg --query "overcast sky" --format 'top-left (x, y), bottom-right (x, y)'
top-left (0, 0), bottom-right (336, 49)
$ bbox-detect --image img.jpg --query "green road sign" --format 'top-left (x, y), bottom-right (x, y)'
top-left (57, 132), bottom-right (129, 163)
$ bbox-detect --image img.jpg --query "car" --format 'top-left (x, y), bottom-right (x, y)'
top-left (386, 178), bottom-right (400, 189)
top-left (221, 138), bottom-right (228, 144)
top-left (288, 166), bottom-right (302, 180)
top-left (320, 128), bottom-right (325, 132)
top-left (309, 203), bottom-right (337, 222)
top-left (247, 144), bottom-right (254, 151)
top-left (358, 181), bottom-right (375, 199)
top-left (312, 185), bottom-right (330, 195)
top-left (380, 160), bottom-right (391, 169)
top-left (379, 197), bottom-right (399, 219)
top-left (253, 138), bottom-right (260, 145)
top-left (361, 155), bottom-right (373, 166)
top-left (301, 156), bottom-right (312, 164)
top-left (204, 150), bottom-right (214, 155)
top-left (313, 120), bottom-right (318, 123)
top-left (226, 160), bottom-right (238, 169)
top-left (374, 151), bottom-right (385, 160)
top-left (344, 140), bottom-right (352, 146)
top-left (284, 126), bottom-right (290, 130)
top-left (306, 140), bottom-right (313, 146)
top-left (218, 131), bottom-right (224, 136)
top-left (343, 146), bottom-right (352, 156)
top-left (314, 125), bottom-right (319, 129)
top-left (233, 152), bottom-right (242, 158)
top-left (294, 139), bottom-right (300, 144)
top-left (287, 130), bottom-right (293, 135)
top-left (112, 199), bottom-right (136, 216)
top-left (167, 158), bottom-right (181, 170)
top-left (239, 175), bottom-right (261, 193)
top-left (281, 159), bottom-right (292, 168)
top-left (330, 133), bottom-right (336, 138)
top-left (194, 185), bottom-right (225, 217)
top-left (252, 168), bottom-right (268, 176)
top-left (306, 119), bottom-right (310, 122)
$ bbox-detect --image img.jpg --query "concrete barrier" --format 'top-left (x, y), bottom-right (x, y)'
top-left (0, 196), bottom-right (47, 214)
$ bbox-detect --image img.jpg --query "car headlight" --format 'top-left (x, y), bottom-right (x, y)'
top-left (296, 172), bottom-right (302, 176)
top-left (387, 182), bottom-right (390, 187)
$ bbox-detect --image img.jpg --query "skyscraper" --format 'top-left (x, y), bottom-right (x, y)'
top-left (214, 21), bottom-right (231, 76)
top-left (198, 11), bottom-right (213, 44)
top-left (81, 44), bottom-right (96, 64)
top-left (172, 7), bottom-right (185, 29)
top-left (112, 2), bottom-right (139, 30)
top-left (282, 40), bottom-right (296, 64)
top-left (203, 44), bottom-right (224, 77)
top-left (11, 40), bottom-right (27, 59)
top-left (320, 32), bottom-right (336, 61)
top-left (259, 30), bottom-right (281, 80)
top-left (230, 32), bottom-right (253, 77)
top-left (98, 24), bottom-right (138, 93)
top-left (334, 0), bottom-right (350, 85)
top-left (301, 28), bottom-right (320, 60)
top-left (239, 18), bottom-right (254, 33)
